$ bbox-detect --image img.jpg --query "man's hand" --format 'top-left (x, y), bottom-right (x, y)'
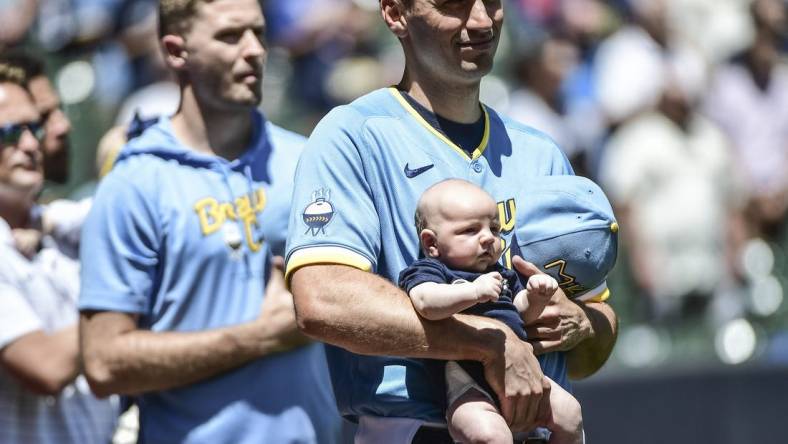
top-left (12, 228), bottom-right (42, 259)
top-left (255, 256), bottom-right (311, 354)
top-left (481, 327), bottom-right (551, 432)
top-left (513, 256), bottom-right (593, 354)
top-left (473, 271), bottom-right (502, 303)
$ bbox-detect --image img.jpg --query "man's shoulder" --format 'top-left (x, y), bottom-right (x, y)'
top-left (316, 89), bottom-right (401, 131)
top-left (264, 119), bottom-right (306, 148)
top-left (345, 88), bottom-right (401, 117)
top-left (113, 122), bottom-right (180, 172)
top-left (91, 149), bottom-right (166, 218)
top-left (488, 107), bottom-right (562, 149)
top-left (101, 152), bottom-right (165, 195)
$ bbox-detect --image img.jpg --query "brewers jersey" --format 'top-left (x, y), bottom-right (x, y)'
top-left (286, 87), bottom-right (573, 423)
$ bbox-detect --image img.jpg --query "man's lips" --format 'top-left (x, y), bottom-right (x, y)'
top-left (11, 160), bottom-right (36, 171)
top-left (458, 36), bottom-right (495, 49)
top-left (237, 70), bottom-right (262, 84)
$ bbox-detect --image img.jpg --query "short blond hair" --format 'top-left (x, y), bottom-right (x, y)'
top-left (158, 0), bottom-right (211, 37)
top-left (0, 61), bottom-right (27, 86)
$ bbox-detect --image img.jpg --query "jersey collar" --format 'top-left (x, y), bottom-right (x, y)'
top-left (388, 87), bottom-right (490, 161)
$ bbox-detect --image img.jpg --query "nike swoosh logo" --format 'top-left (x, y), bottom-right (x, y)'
top-left (404, 163), bottom-right (435, 178)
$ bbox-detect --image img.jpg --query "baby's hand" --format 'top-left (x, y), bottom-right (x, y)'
top-left (526, 274), bottom-right (558, 301)
top-left (473, 272), bottom-right (502, 303)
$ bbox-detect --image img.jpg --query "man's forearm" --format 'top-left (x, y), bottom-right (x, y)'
top-left (81, 312), bottom-right (295, 397)
top-left (1, 326), bottom-right (79, 396)
top-left (565, 302), bottom-right (618, 379)
top-left (291, 264), bottom-right (508, 362)
top-left (291, 264), bottom-right (551, 431)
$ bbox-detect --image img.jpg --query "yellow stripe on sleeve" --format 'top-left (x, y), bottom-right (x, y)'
top-left (575, 281), bottom-right (610, 303)
top-left (285, 246), bottom-right (373, 288)
top-left (584, 288), bottom-right (610, 303)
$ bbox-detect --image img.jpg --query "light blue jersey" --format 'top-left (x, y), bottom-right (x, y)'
top-left (285, 88), bottom-right (573, 423)
top-left (79, 111), bottom-right (340, 444)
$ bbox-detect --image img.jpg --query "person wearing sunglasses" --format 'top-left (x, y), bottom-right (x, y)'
top-left (0, 67), bottom-right (118, 444)
top-left (1, 53), bottom-right (72, 185)
top-left (0, 93), bottom-right (44, 199)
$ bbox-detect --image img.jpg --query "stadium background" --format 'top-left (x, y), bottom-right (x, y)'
top-left (3, 0), bottom-right (787, 442)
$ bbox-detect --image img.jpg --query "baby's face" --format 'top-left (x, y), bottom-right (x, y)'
top-left (430, 195), bottom-right (502, 272)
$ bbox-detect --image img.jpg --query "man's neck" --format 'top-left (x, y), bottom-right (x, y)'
top-left (398, 70), bottom-right (482, 123)
top-left (0, 185), bottom-right (33, 229)
top-left (170, 87), bottom-right (254, 161)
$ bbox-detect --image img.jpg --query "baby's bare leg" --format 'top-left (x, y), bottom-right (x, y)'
top-left (447, 389), bottom-right (512, 444)
top-left (543, 378), bottom-right (584, 444)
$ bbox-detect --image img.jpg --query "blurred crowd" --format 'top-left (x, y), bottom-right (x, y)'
top-left (1, 0), bottom-right (788, 440)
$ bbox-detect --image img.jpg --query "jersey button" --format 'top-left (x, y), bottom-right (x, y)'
top-left (471, 161), bottom-right (483, 173)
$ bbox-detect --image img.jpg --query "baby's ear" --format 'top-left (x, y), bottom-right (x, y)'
top-left (419, 229), bottom-right (440, 258)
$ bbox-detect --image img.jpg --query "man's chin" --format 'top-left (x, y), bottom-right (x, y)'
top-left (238, 93), bottom-right (263, 106)
top-left (8, 173), bottom-right (43, 197)
top-left (229, 93), bottom-right (262, 109)
top-left (224, 95), bottom-right (262, 110)
top-left (459, 59), bottom-right (493, 77)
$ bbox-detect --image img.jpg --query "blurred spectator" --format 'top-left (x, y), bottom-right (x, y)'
top-left (112, 8), bottom-right (179, 127)
top-left (0, 60), bottom-right (117, 444)
top-left (555, 0), bottom-right (619, 160)
top-left (509, 0), bottom-right (561, 27)
top-left (32, 0), bottom-right (160, 108)
top-left (114, 81), bottom-right (178, 126)
top-left (78, 0), bottom-right (341, 442)
top-left (264, 0), bottom-right (382, 114)
top-left (668, 0), bottom-right (754, 64)
top-left (0, 0), bottom-right (38, 49)
top-left (599, 55), bottom-right (746, 323)
top-left (703, 0), bottom-right (788, 241)
top-left (505, 34), bottom-right (587, 174)
top-left (593, 0), bottom-right (706, 128)
top-left (27, 60), bottom-right (71, 185)
top-left (4, 53), bottom-right (71, 184)
top-left (2, 52), bottom-right (92, 258)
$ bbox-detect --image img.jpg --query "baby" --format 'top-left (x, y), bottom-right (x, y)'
top-left (398, 179), bottom-right (584, 444)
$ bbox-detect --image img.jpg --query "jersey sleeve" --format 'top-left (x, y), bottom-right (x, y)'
top-left (78, 171), bottom-right (161, 314)
top-left (499, 112), bottom-right (574, 177)
top-left (284, 107), bottom-right (382, 282)
top-left (397, 259), bottom-right (450, 294)
top-left (0, 283), bottom-right (43, 349)
top-left (544, 135), bottom-right (574, 176)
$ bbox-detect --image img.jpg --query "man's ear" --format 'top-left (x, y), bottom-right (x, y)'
top-left (161, 34), bottom-right (188, 71)
top-left (420, 229), bottom-right (440, 258)
top-left (381, 0), bottom-right (408, 38)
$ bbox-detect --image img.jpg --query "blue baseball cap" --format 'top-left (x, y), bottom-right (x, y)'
top-left (514, 175), bottom-right (618, 302)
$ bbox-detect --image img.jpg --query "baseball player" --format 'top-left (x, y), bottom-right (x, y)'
top-left (77, 0), bottom-right (341, 442)
top-left (285, 0), bottom-right (618, 442)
